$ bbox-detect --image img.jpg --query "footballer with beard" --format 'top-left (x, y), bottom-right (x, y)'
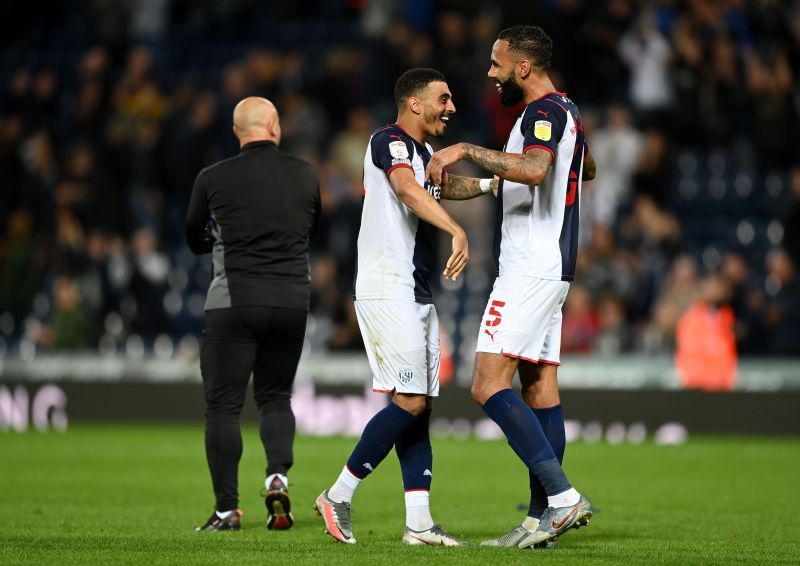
top-left (315, 68), bottom-right (494, 546)
top-left (425, 26), bottom-right (598, 550)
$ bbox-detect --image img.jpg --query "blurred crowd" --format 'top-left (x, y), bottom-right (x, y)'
top-left (1, 0), bottom-right (800, 367)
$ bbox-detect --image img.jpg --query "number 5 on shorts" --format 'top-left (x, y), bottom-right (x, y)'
top-left (485, 300), bottom-right (506, 327)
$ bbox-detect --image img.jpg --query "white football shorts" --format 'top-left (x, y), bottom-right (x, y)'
top-left (354, 299), bottom-right (440, 396)
top-left (475, 275), bottom-right (570, 365)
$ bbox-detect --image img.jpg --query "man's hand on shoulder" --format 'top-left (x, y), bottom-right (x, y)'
top-left (426, 143), bottom-right (466, 185)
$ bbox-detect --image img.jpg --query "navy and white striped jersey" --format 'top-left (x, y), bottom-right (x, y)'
top-left (355, 124), bottom-right (440, 304)
top-left (494, 92), bottom-right (586, 281)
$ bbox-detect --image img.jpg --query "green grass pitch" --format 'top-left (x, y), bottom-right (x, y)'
top-left (1, 425), bottom-right (798, 565)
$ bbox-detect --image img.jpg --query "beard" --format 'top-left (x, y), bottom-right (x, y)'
top-left (423, 107), bottom-right (444, 137)
top-left (499, 76), bottom-right (525, 107)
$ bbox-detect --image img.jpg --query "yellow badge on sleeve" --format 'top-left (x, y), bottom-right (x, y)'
top-left (534, 120), bottom-right (552, 141)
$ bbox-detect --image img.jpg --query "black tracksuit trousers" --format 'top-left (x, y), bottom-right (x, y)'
top-left (200, 305), bottom-right (306, 511)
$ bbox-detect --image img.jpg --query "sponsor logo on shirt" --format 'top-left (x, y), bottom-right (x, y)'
top-left (389, 140), bottom-right (409, 159)
top-left (424, 180), bottom-right (441, 200)
top-left (534, 120), bottom-right (552, 141)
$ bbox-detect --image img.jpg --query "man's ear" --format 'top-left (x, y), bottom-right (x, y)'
top-left (517, 59), bottom-right (532, 80)
top-left (408, 96), bottom-right (422, 115)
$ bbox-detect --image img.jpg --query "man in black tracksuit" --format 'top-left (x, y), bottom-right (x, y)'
top-left (186, 97), bottom-right (320, 532)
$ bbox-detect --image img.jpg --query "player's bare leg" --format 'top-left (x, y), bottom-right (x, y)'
top-left (482, 362), bottom-right (566, 547)
top-left (470, 351), bottom-right (519, 406)
top-left (392, 391), bottom-right (428, 416)
top-left (520, 362), bottom-right (560, 409)
top-left (473, 353), bottom-right (590, 548)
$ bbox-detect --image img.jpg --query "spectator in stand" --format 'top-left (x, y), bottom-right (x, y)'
top-left (278, 90), bottom-right (329, 160)
top-left (127, 228), bottom-right (171, 338)
top-left (40, 275), bottom-right (92, 351)
top-left (675, 274), bottom-right (737, 391)
top-left (329, 108), bottom-right (376, 188)
top-left (764, 249), bottom-right (800, 355)
top-left (0, 209), bottom-right (42, 331)
top-left (656, 254), bottom-right (698, 323)
top-left (581, 0), bottom-right (632, 103)
top-left (783, 167), bottom-right (800, 269)
top-left (618, 8), bottom-right (673, 128)
top-left (618, 195), bottom-right (682, 309)
top-left (561, 284), bottom-right (599, 354)
top-left (743, 42), bottom-right (794, 169)
top-left (631, 128), bottom-right (669, 205)
top-left (720, 251), bottom-right (767, 354)
top-left (698, 35), bottom-right (745, 148)
top-left (583, 103), bottom-right (643, 229)
top-left (639, 254), bottom-right (698, 354)
top-left (670, 14), bottom-right (703, 145)
top-left (594, 294), bottom-right (634, 355)
top-left (578, 225), bottom-right (641, 314)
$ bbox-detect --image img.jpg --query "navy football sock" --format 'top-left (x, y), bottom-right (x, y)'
top-left (345, 401), bottom-right (418, 479)
top-left (395, 409), bottom-right (433, 491)
top-left (528, 405), bottom-right (566, 519)
top-left (483, 389), bottom-right (571, 496)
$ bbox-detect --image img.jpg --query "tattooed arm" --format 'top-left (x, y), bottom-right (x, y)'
top-left (426, 142), bottom-right (552, 186)
top-left (462, 143), bottom-right (552, 185)
top-left (439, 174), bottom-right (498, 200)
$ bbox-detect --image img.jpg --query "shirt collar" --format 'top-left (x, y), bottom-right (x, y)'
top-left (241, 140), bottom-right (277, 151)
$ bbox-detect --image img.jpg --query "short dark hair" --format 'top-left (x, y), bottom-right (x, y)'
top-left (394, 68), bottom-right (447, 107)
top-left (497, 25), bottom-right (552, 69)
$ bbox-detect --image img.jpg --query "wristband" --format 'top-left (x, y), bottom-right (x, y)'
top-left (479, 178), bottom-right (492, 193)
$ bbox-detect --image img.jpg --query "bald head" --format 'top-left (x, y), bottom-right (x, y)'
top-left (233, 97), bottom-right (281, 146)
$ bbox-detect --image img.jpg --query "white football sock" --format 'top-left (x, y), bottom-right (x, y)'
top-left (522, 516), bottom-right (540, 532)
top-left (328, 466), bottom-right (362, 503)
top-left (265, 473), bottom-right (288, 490)
top-left (548, 487), bottom-right (580, 508)
top-left (404, 490), bottom-right (434, 532)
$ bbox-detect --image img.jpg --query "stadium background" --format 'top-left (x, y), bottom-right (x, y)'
top-left (1, 0), bottom-right (799, 437)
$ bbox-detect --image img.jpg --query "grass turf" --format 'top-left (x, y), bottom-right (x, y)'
top-left (1, 425), bottom-right (798, 565)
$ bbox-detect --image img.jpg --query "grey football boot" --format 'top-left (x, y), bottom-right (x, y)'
top-left (520, 494), bottom-right (592, 548)
top-left (402, 524), bottom-right (469, 546)
top-left (480, 524), bottom-right (557, 549)
top-left (314, 489), bottom-right (356, 544)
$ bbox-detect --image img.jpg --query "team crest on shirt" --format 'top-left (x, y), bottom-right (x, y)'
top-left (398, 367), bottom-right (414, 384)
top-left (534, 120), bottom-right (552, 141)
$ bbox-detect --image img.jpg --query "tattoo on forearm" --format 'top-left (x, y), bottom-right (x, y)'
top-left (462, 143), bottom-right (551, 184)
top-left (440, 175), bottom-right (499, 200)
top-left (441, 175), bottom-right (482, 200)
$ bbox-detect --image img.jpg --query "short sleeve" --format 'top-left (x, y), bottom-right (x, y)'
top-left (521, 100), bottom-right (567, 159)
top-left (371, 129), bottom-right (415, 178)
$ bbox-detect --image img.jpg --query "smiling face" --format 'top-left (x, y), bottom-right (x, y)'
top-left (412, 80), bottom-right (456, 138)
top-left (488, 40), bottom-right (525, 107)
